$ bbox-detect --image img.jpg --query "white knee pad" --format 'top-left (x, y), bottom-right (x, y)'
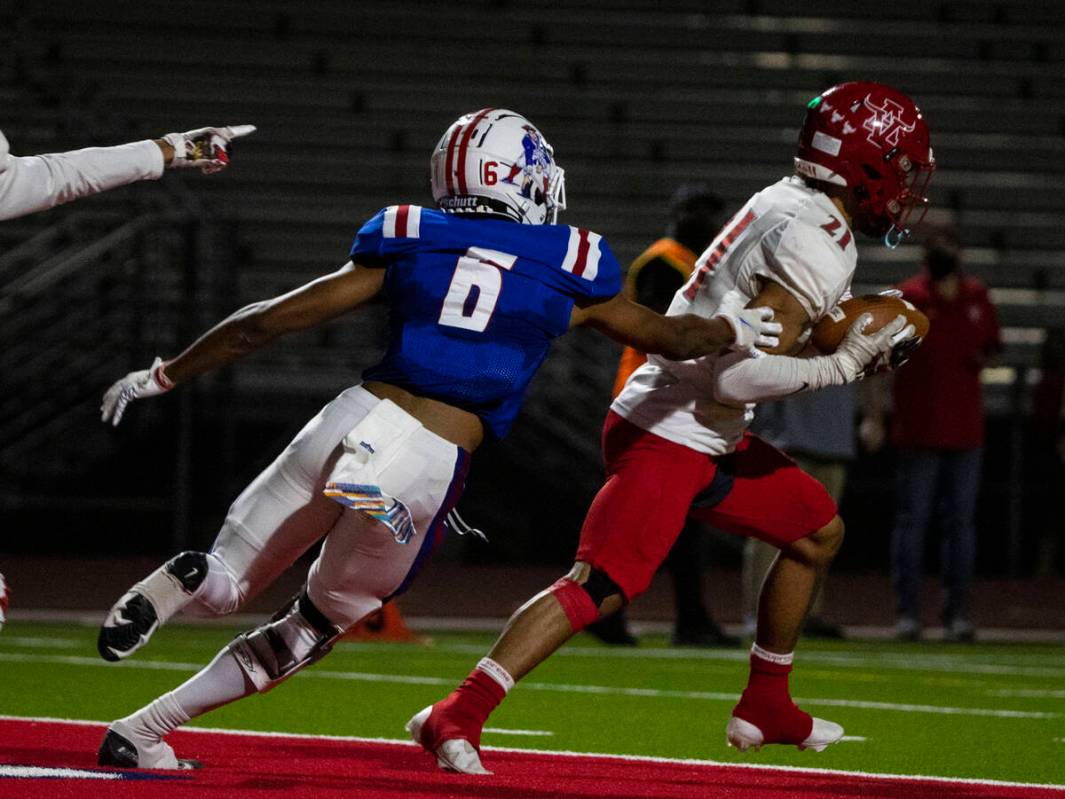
top-left (306, 584), bottom-right (382, 632)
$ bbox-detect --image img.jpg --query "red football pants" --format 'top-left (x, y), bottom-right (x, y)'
top-left (576, 412), bottom-right (837, 601)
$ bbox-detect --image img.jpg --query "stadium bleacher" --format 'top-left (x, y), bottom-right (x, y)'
top-left (2, 0), bottom-right (1062, 557)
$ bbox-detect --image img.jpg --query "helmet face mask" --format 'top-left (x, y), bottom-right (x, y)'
top-left (794, 82), bottom-right (935, 248)
top-left (431, 108), bottom-right (566, 225)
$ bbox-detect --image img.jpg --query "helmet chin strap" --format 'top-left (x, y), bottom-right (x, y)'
top-left (883, 225), bottom-right (909, 250)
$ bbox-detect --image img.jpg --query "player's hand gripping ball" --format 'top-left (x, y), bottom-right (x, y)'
top-left (812, 294), bottom-right (929, 371)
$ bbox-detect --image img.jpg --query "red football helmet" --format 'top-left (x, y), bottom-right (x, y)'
top-left (794, 81), bottom-right (935, 247)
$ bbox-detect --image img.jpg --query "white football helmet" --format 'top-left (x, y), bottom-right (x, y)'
top-left (430, 108), bottom-right (566, 225)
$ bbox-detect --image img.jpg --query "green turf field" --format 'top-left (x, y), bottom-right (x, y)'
top-left (2, 621), bottom-right (1063, 786)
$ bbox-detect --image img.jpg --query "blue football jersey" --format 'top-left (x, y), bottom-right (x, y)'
top-left (350, 205), bottom-right (622, 439)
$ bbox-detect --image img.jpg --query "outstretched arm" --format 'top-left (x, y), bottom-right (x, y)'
top-left (0, 137), bottom-right (162, 220)
top-left (102, 262), bottom-right (385, 425)
top-left (571, 294), bottom-right (780, 360)
top-left (0, 125), bottom-right (254, 221)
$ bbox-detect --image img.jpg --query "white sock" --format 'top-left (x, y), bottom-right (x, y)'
top-left (118, 692), bottom-right (190, 743)
top-left (751, 643), bottom-right (794, 666)
top-left (121, 645), bottom-right (254, 744)
top-left (171, 647), bottom-right (255, 718)
top-left (476, 657), bottom-right (515, 694)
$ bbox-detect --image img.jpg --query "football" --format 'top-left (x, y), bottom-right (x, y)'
top-left (811, 294), bottom-right (930, 354)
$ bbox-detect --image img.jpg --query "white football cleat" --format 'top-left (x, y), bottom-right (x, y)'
top-left (405, 706), bottom-right (492, 775)
top-left (726, 715), bottom-right (844, 753)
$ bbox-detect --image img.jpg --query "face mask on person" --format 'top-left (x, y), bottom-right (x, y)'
top-left (926, 248), bottom-right (959, 280)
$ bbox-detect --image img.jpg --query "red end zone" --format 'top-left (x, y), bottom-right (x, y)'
top-left (0, 717), bottom-right (1061, 799)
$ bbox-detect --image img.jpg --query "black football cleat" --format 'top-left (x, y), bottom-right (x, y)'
top-left (97, 552), bottom-right (208, 661)
top-left (98, 592), bottom-right (158, 662)
top-left (98, 726), bottom-right (201, 770)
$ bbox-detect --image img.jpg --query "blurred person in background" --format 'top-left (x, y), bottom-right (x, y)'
top-left (589, 183), bottom-right (739, 648)
top-left (744, 385), bottom-right (856, 640)
top-left (0, 123), bottom-right (253, 632)
top-left (862, 229), bottom-right (1001, 642)
top-left (1031, 329), bottom-right (1065, 576)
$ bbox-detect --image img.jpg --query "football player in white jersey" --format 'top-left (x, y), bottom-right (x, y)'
top-left (0, 125), bottom-right (255, 221)
top-left (410, 82), bottom-right (935, 773)
top-left (0, 123), bottom-right (253, 634)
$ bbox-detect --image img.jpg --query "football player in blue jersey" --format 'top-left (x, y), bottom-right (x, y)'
top-left (92, 108), bottom-right (781, 770)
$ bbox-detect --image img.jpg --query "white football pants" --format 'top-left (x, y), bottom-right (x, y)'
top-left (200, 384), bottom-right (468, 628)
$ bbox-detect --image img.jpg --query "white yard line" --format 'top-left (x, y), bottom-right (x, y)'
top-left (0, 652), bottom-right (201, 671)
top-left (11, 610), bottom-right (1065, 644)
top-left (1, 714), bottom-right (1063, 793)
top-left (483, 727), bottom-right (554, 737)
top-left (0, 651), bottom-right (1056, 720)
top-left (0, 765), bottom-right (122, 780)
top-left (356, 640), bottom-right (1065, 679)
top-left (0, 636), bottom-right (81, 649)
top-left (987, 688), bottom-right (1065, 699)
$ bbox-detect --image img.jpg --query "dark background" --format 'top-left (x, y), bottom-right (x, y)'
top-left (1, 0), bottom-right (1062, 596)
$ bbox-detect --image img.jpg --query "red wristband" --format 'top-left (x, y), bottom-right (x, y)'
top-left (153, 361), bottom-right (175, 390)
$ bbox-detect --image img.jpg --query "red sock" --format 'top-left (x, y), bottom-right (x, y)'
top-left (732, 648), bottom-right (813, 744)
top-left (423, 667), bottom-right (506, 752)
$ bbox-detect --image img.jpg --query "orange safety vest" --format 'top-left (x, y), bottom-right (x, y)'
top-left (612, 237), bottom-right (698, 398)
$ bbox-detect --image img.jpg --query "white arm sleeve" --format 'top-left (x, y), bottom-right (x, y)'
top-left (712, 349), bottom-right (850, 406)
top-left (713, 309), bottom-right (912, 406)
top-left (0, 134), bottom-right (164, 221)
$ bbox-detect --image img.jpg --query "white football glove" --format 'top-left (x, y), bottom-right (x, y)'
top-left (718, 306), bottom-right (782, 353)
top-left (873, 289), bottom-right (922, 369)
top-left (835, 313), bottom-right (915, 381)
top-left (101, 357), bottom-right (175, 427)
top-left (162, 124), bottom-right (256, 174)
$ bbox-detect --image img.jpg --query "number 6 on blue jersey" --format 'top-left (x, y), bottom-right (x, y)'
top-left (438, 248), bottom-right (517, 332)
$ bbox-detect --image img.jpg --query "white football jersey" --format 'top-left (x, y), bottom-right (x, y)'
top-left (611, 176), bottom-right (857, 455)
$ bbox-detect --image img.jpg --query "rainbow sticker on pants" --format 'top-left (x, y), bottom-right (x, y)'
top-left (323, 483), bottom-right (416, 545)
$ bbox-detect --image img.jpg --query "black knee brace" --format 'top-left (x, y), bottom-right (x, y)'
top-left (296, 590), bottom-right (343, 639)
top-left (229, 590), bottom-right (342, 693)
top-left (164, 551), bottom-right (208, 593)
top-left (582, 568), bottom-right (625, 607)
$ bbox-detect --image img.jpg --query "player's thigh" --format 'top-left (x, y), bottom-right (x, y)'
top-left (210, 386), bottom-right (382, 598)
top-left (305, 512), bottom-right (418, 628)
top-left (692, 434), bottom-right (837, 551)
top-left (307, 424), bottom-right (468, 628)
top-left (577, 416), bottom-right (709, 600)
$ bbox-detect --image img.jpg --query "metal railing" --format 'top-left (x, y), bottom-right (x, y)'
top-left (0, 210), bottom-right (228, 550)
